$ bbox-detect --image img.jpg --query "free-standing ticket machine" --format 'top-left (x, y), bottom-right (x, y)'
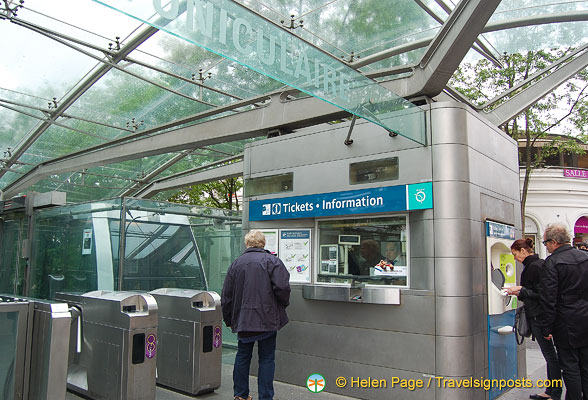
top-left (485, 221), bottom-right (518, 399)
top-left (242, 101), bottom-right (524, 400)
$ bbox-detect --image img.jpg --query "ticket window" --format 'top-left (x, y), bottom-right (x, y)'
top-left (317, 216), bottom-right (408, 287)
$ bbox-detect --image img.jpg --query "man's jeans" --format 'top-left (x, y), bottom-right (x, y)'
top-left (556, 345), bottom-right (588, 400)
top-left (233, 333), bottom-right (277, 400)
top-left (530, 317), bottom-right (562, 399)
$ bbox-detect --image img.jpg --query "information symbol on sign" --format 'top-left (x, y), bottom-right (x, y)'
top-left (271, 203), bottom-right (281, 215)
top-left (415, 189), bottom-right (426, 204)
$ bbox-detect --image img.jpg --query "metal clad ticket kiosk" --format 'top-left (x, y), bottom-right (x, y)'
top-left (150, 288), bottom-right (222, 395)
top-left (242, 102), bottom-right (523, 400)
top-left (56, 291), bottom-right (158, 400)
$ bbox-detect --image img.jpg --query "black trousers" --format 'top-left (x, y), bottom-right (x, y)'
top-left (555, 344), bottom-right (588, 400)
top-left (530, 317), bottom-right (563, 399)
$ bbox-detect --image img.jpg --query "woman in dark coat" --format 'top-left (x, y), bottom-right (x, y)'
top-left (504, 238), bottom-right (562, 400)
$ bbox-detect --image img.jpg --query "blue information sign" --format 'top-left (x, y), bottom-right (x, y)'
top-left (485, 221), bottom-right (515, 240)
top-left (249, 183), bottom-right (432, 221)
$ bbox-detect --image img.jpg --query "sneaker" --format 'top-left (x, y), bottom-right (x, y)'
top-left (234, 396), bottom-right (252, 400)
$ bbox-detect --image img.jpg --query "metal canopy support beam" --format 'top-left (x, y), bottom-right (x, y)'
top-left (413, 0), bottom-right (501, 67)
top-left (136, 161), bottom-right (243, 199)
top-left (119, 151), bottom-right (193, 197)
top-left (2, 95), bottom-right (344, 197)
top-left (404, 0), bottom-right (502, 97)
top-left (481, 44), bottom-right (588, 110)
top-left (124, 152), bottom-right (242, 197)
top-left (485, 49), bottom-right (588, 126)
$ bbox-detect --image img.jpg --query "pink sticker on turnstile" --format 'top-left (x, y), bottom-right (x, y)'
top-left (213, 326), bottom-right (222, 348)
top-left (146, 334), bottom-right (157, 359)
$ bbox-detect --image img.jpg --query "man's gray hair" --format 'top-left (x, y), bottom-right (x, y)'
top-left (244, 230), bottom-right (266, 248)
top-left (544, 222), bottom-right (571, 245)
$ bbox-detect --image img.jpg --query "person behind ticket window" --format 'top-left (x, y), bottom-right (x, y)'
top-left (503, 238), bottom-right (562, 400)
top-left (359, 239), bottom-right (384, 275)
top-left (576, 242), bottom-right (588, 252)
top-left (384, 241), bottom-right (406, 266)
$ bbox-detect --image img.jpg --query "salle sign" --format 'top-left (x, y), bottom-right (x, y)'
top-left (93, 0), bottom-right (426, 144)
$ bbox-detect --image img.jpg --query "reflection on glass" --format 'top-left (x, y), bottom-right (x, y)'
top-left (27, 198), bottom-right (243, 299)
top-left (318, 216), bottom-right (408, 286)
top-left (29, 198), bottom-right (123, 299)
top-left (0, 218), bottom-right (28, 296)
top-left (122, 217), bottom-right (206, 291)
top-left (244, 173), bottom-right (293, 197)
top-left (93, 0), bottom-right (426, 144)
top-left (349, 157), bottom-right (399, 184)
top-left (0, 311), bottom-right (19, 398)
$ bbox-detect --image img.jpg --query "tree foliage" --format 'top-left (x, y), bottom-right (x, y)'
top-left (168, 177), bottom-right (243, 211)
top-left (450, 48), bottom-right (588, 222)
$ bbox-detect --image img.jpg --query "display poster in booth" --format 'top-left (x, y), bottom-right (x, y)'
top-left (279, 230), bottom-right (311, 283)
top-left (261, 229), bottom-right (279, 255)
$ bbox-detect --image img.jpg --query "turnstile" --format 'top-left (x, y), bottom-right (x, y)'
top-left (0, 295), bottom-right (71, 400)
top-left (0, 296), bottom-right (29, 400)
top-left (150, 288), bottom-right (222, 395)
top-left (55, 291), bottom-right (158, 400)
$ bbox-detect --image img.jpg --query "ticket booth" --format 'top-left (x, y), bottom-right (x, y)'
top-left (242, 101), bottom-right (523, 400)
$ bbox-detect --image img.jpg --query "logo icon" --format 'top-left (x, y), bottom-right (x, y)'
top-left (306, 373), bottom-right (325, 393)
top-left (145, 334), bottom-right (157, 359)
top-left (262, 204), bottom-right (271, 216)
top-left (415, 189), bottom-right (426, 204)
top-left (271, 203), bottom-right (281, 215)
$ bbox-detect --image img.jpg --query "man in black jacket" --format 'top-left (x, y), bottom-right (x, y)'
top-left (221, 230), bottom-right (291, 400)
top-left (540, 222), bottom-right (588, 400)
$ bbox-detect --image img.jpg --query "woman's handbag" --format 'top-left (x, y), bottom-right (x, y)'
top-left (514, 306), bottom-right (531, 345)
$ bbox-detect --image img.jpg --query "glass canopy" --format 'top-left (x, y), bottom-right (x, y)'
top-left (1, 0), bottom-right (587, 202)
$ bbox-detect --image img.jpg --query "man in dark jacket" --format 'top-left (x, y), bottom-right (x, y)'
top-left (221, 230), bottom-right (290, 400)
top-left (540, 222), bottom-right (588, 400)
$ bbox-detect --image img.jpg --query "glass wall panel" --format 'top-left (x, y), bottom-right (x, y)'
top-left (25, 196), bottom-right (243, 344)
top-left (0, 310), bottom-right (19, 398)
top-left (317, 215), bottom-right (408, 287)
top-left (191, 212), bottom-right (242, 346)
top-left (121, 215), bottom-right (207, 291)
top-left (29, 199), bottom-right (123, 299)
top-left (0, 217), bottom-right (28, 296)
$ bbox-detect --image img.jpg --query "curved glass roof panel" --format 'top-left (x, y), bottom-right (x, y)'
top-left (483, 22), bottom-right (588, 55)
top-left (492, 0), bottom-right (588, 21)
top-left (2, 0), bottom-right (587, 202)
top-left (235, 0), bottom-right (441, 60)
top-left (24, 124), bottom-right (107, 160)
top-left (295, 0), bottom-right (441, 58)
top-left (20, 0), bottom-right (144, 48)
top-left (0, 91), bottom-right (48, 150)
top-left (3, 5), bottom-right (108, 98)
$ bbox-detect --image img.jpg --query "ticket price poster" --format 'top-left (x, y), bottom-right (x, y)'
top-left (279, 230), bottom-right (311, 283)
top-left (262, 229), bottom-right (279, 255)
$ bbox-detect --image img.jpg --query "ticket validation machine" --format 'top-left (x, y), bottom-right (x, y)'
top-left (485, 221), bottom-right (518, 400)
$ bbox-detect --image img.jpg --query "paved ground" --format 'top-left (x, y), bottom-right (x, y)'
top-left (497, 339), bottom-right (564, 400)
top-left (66, 348), bottom-right (350, 400)
top-left (66, 340), bottom-right (558, 400)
